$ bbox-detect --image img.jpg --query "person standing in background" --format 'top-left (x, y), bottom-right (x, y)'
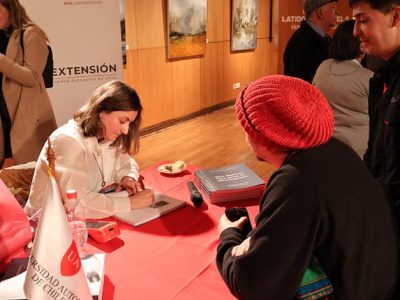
top-left (313, 19), bottom-right (373, 158)
top-left (0, 0), bottom-right (56, 169)
top-left (350, 0), bottom-right (400, 226)
top-left (283, 0), bottom-right (339, 83)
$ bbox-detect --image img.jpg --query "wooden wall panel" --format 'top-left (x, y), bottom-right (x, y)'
top-left (223, 0), bottom-right (231, 41)
top-left (266, 39), bottom-right (279, 75)
top-left (241, 51), bottom-right (257, 88)
top-left (254, 39), bottom-right (269, 80)
top-left (135, 0), bottom-right (165, 49)
top-left (223, 42), bottom-right (244, 101)
top-left (202, 42), bottom-right (224, 108)
top-left (124, 49), bottom-right (140, 89)
top-left (172, 59), bottom-right (202, 117)
top-left (207, 0), bottom-right (224, 42)
top-left (125, 0), bottom-right (137, 50)
top-left (240, 38), bottom-right (270, 89)
top-left (137, 47), bottom-right (174, 128)
top-left (258, 0), bottom-right (270, 39)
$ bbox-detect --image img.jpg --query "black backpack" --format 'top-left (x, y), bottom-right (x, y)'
top-left (20, 30), bottom-right (53, 88)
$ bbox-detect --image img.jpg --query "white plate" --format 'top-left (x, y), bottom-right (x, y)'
top-left (157, 162), bottom-right (187, 174)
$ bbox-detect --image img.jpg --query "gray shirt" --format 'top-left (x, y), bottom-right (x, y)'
top-left (313, 59), bottom-right (373, 158)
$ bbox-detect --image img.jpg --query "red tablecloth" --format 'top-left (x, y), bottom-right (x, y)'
top-left (92, 163), bottom-right (261, 299)
top-left (0, 180), bottom-right (32, 273)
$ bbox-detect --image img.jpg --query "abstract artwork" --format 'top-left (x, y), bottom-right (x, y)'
top-left (167, 0), bottom-right (207, 59)
top-left (231, 0), bottom-right (258, 51)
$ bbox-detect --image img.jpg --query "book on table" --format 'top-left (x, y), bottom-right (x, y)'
top-left (112, 191), bottom-right (186, 226)
top-left (194, 163), bottom-right (266, 203)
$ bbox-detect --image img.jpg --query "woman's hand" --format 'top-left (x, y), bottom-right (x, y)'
top-left (118, 176), bottom-right (143, 195)
top-left (129, 188), bottom-right (155, 209)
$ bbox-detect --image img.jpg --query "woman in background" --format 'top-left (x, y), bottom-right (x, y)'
top-left (25, 80), bottom-right (154, 219)
top-left (0, 0), bottom-right (56, 168)
top-left (313, 19), bottom-right (373, 158)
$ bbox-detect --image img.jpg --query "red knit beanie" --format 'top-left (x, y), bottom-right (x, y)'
top-left (236, 75), bottom-right (334, 151)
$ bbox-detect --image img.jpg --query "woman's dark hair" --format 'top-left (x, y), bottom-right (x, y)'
top-left (329, 19), bottom-right (361, 61)
top-left (74, 80), bottom-right (143, 155)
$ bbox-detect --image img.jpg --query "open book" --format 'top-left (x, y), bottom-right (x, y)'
top-left (112, 191), bottom-right (186, 226)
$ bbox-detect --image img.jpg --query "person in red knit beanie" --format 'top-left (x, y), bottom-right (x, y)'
top-left (216, 75), bottom-right (399, 300)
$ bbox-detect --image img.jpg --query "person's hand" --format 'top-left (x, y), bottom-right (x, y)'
top-left (218, 214), bottom-right (248, 235)
top-left (129, 188), bottom-right (155, 209)
top-left (118, 176), bottom-right (143, 195)
top-left (231, 237), bottom-right (251, 257)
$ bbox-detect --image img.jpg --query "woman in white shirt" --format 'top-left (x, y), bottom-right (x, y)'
top-left (25, 80), bottom-right (154, 218)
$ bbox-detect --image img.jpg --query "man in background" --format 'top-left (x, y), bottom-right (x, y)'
top-left (350, 0), bottom-right (400, 226)
top-left (283, 0), bottom-right (339, 82)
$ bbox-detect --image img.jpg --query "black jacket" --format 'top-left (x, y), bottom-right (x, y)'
top-left (283, 21), bottom-right (330, 83)
top-left (366, 51), bottom-right (400, 218)
top-left (217, 139), bottom-right (399, 300)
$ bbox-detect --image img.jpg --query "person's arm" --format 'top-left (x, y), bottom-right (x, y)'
top-left (0, 27), bottom-right (48, 87)
top-left (385, 99), bottom-right (400, 206)
top-left (44, 134), bottom-right (137, 219)
top-left (113, 151), bottom-right (141, 194)
top-left (216, 169), bottom-right (323, 299)
top-left (364, 75), bottom-right (384, 165)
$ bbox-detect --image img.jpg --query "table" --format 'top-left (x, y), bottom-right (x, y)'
top-left (90, 163), bottom-right (261, 300)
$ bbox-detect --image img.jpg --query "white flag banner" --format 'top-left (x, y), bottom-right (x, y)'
top-left (23, 176), bottom-right (92, 300)
top-left (19, 0), bottom-right (123, 126)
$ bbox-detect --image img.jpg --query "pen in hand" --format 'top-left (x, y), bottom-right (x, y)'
top-left (138, 175), bottom-right (145, 190)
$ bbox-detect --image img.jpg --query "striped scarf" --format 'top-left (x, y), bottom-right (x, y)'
top-left (296, 256), bottom-right (333, 299)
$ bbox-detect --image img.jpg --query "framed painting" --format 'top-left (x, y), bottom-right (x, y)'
top-left (119, 0), bottom-right (126, 64)
top-left (231, 0), bottom-right (258, 51)
top-left (167, 0), bottom-right (207, 59)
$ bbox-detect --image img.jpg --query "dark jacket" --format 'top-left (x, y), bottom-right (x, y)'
top-left (283, 21), bottom-right (330, 83)
top-left (217, 139), bottom-right (399, 300)
top-left (366, 51), bottom-right (400, 221)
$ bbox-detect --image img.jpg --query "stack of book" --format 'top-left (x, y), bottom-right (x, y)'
top-left (194, 163), bottom-right (266, 203)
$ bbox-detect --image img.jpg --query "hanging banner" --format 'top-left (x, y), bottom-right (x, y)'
top-left (20, 0), bottom-right (123, 125)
